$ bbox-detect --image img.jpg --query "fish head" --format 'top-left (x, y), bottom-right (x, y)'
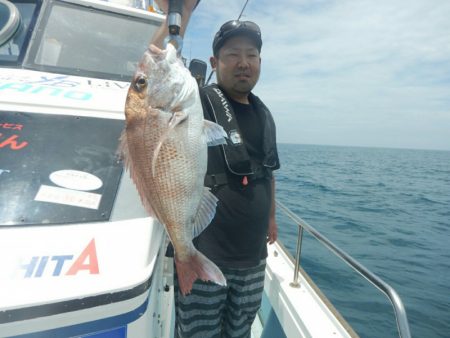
top-left (125, 43), bottom-right (197, 123)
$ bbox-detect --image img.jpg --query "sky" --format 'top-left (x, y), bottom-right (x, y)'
top-left (181, 0), bottom-right (450, 151)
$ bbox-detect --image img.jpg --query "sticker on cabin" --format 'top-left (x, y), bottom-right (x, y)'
top-left (49, 170), bottom-right (103, 191)
top-left (21, 238), bottom-right (100, 278)
top-left (35, 185), bottom-right (102, 209)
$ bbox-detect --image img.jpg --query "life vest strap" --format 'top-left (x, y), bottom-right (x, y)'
top-left (204, 173), bottom-right (229, 188)
top-left (204, 166), bottom-right (271, 188)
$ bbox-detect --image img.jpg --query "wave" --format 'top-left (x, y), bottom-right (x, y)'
top-left (414, 195), bottom-right (447, 205)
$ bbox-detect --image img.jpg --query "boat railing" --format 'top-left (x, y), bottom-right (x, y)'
top-left (276, 200), bottom-right (412, 338)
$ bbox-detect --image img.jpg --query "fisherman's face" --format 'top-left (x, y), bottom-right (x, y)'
top-left (211, 36), bottom-right (261, 102)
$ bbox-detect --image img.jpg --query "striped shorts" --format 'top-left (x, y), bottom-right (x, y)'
top-left (174, 260), bottom-right (266, 338)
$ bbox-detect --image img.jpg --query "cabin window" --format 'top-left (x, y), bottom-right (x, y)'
top-left (25, 1), bottom-right (160, 80)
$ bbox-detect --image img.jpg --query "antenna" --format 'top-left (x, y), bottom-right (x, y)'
top-left (206, 69), bottom-right (215, 85)
top-left (237, 0), bottom-right (250, 20)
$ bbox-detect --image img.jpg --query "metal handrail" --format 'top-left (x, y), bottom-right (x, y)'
top-left (276, 200), bottom-right (412, 338)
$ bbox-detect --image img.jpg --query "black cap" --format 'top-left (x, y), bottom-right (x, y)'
top-left (212, 20), bottom-right (262, 56)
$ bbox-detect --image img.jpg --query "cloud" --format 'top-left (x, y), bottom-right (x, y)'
top-left (185, 0), bottom-right (450, 150)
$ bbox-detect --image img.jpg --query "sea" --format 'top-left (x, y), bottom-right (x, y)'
top-left (274, 144), bottom-right (450, 338)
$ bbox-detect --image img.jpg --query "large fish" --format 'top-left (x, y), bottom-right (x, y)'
top-left (119, 44), bottom-right (227, 295)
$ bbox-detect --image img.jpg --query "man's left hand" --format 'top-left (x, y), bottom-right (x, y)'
top-left (267, 218), bottom-right (278, 244)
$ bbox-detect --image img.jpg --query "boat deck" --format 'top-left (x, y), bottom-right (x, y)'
top-left (251, 315), bottom-right (264, 338)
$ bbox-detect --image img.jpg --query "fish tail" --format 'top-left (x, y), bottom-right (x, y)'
top-left (174, 250), bottom-right (226, 296)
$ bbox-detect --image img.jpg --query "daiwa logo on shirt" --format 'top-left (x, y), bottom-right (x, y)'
top-left (21, 238), bottom-right (99, 278)
top-left (212, 87), bottom-right (233, 122)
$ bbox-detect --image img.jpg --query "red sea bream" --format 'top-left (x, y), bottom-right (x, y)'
top-left (120, 44), bottom-right (227, 295)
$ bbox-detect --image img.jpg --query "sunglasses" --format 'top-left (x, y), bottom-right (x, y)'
top-left (217, 20), bottom-right (261, 39)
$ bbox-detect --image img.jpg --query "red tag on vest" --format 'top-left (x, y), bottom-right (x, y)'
top-left (242, 176), bottom-right (248, 186)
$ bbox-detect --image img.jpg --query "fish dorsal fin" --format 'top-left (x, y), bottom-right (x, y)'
top-left (203, 120), bottom-right (227, 146)
top-left (192, 187), bottom-right (219, 238)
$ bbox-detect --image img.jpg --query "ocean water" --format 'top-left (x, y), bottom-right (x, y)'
top-left (275, 144), bottom-right (450, 338)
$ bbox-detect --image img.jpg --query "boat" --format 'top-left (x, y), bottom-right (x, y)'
top-left (0, 1), bottom-right (411, 337)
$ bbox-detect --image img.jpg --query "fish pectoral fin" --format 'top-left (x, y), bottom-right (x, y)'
top-left (168, 109), bottom-right (188, 128)
top-left (151, 110), bottom-right (188, 176)
top-left (203, 120), bottom-right (228, 146)
top-left (192, 187), bottom-right (219, 238)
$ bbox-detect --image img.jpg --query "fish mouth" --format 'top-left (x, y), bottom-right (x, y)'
top-left (147, 44), bottom-right (166, 61)
top-left (148, 44), bottom-right (164, 55)
top-left (142, 43), bottom-right (178, 68)
top-left (137, 44), bottom-right (168, 74)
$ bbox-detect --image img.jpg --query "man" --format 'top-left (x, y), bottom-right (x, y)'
top-left (153, 2), bottom-right (280, 337)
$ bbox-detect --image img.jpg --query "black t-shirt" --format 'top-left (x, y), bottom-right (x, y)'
top-left (232, 99), bottom-right (265, 162)
top-left (194, 96), bottom-right (273, 268)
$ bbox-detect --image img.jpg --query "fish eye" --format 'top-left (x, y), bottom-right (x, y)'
top-left (134, 75), bottom-right (148, 91)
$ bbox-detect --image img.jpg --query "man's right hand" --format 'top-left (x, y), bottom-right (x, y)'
top-left (151, 0), bottom-right (201, 48)
top-left (154, 0), bottom-right (200, 15)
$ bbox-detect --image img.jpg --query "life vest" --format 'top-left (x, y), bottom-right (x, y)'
top-left (201, 84), bottom-right (280, 187)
